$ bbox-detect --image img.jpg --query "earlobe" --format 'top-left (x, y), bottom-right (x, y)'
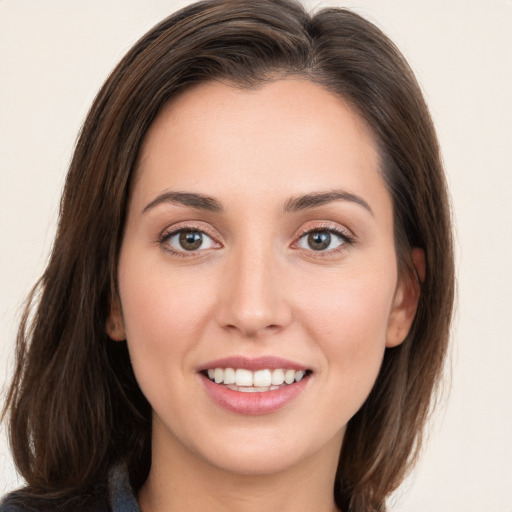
top-left (386, 248), bottom-right (424, 348)
top-left (106, 295), bottom-right (126, 341)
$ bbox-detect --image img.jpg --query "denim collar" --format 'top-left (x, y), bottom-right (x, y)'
top-left (108, 464), bottom-right (140, 512)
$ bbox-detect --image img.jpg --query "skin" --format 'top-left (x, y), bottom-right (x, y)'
top-left (108, 79), bottom-right (420, 512)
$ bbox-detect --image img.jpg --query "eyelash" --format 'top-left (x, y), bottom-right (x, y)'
top-left (158, 222), bottom-right (355, 258)
top-left (294, 224), bottom-right (355, 257)
top-left (158, 223), bottom-right (220, 258)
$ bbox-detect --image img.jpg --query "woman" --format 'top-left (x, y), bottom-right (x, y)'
top-left (1, 1), bottom-right (454, 510)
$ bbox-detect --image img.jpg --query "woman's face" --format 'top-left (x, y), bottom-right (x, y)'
top-left (109, 79), bottom-right (417, 476)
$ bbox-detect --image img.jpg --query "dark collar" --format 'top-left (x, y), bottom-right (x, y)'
top-left (108, 464), bottom-right (140, 512)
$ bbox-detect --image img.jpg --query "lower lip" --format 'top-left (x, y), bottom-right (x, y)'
top-left (201, 375), bottom-right (309, 415)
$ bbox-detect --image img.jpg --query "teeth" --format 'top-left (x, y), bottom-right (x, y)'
top-left (295, 370), bottom-right (305, 382)
top-left (227, 384), bottom-right (281, 392)
top-left (284, 369), bottom-right (295, 384)
top-left (253, 369), bottom-right (272, 387)
top-left (214, 368), bottom-right (224, 384)
top-left (235, 369), bottom-right (253, 386)
top-left (205, 367), bottom-right (308, 388)
top-left (223, 367), bottom-right (235, 385)
top-left (271, 369), bottom-right (285, 385)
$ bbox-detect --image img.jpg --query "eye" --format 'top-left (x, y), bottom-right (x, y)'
top-left (163, 229), bottom-right (217, 252)
top-left (297, 229), bottom-right (347, 252)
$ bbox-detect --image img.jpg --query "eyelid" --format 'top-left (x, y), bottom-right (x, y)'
top-left (158, 221), bottom-right (222, 255)
top-left (294, 221), bottom-right (355, 241)
top-left (157, 220), bottom-right (355, 257)
top-left (292, 221), bottom-right (356, 254)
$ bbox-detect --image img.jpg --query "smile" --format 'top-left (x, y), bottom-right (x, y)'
top-left (205, 368), bottom-right (307, 391)
top-left (199, 359), bottom-right (312, 415)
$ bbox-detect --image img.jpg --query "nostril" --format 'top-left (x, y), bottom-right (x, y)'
top-left (214, 270), bottom-right (293, 336)
top-left (221, 322), bottom-right (282, 338)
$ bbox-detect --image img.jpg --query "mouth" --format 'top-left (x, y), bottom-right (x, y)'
top-left (199, 356), bottom-right (313, 414)
top-left (201, 367), bottom-right (313, 393)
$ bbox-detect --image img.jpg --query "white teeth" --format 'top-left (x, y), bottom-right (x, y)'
top-left (295, 370), bottom-right (305, 382)
top-left (227, 384), bottom-right (281, 392)
top-left (284, 369), bottom-right (296, 384)
top-left (205, 367), bottom-right (308, 388)
top-left (237, 386), bottom-right (262, 393)
top-left (214, 368), bottom-right (224, 384)
top-left (235, 368), bottom-right (253, 387)
top-left (223, 367), bottom-right (235, 385)
top-left (271, 369), bottom-right (285, 385)
top-left (253, 369), bottom-right (272, 387)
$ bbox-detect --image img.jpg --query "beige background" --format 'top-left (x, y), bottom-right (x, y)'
top-left (1, 1), bottom-right (511, 510)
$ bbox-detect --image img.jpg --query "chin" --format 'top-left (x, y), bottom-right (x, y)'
top-left (188, 424), bottom-right (344, 477)
top-left (206, 446), bottom-right (309, 476)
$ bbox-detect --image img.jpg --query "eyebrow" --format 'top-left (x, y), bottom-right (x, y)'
top-left (142, 189), bottom-right (373, 216)
top-left (283, 190), bottom-right (374, 215)
top-left (143, 191), bottom-right (224, 214)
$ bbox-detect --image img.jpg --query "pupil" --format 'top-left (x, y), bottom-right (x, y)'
top-left (179, 231), bottom-right (202, 250)
top-left (308, 231), bottom-right (330, 251)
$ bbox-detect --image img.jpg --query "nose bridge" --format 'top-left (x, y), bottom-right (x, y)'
top-left (216, 232), bottom-right (290, 336)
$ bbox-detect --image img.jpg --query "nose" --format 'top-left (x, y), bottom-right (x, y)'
top-left (215, 243), bottom-right (292, 338)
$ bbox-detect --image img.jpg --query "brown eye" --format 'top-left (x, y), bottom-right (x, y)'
top-left (179, 230), bottom-right (203, 250)
top-left (297, 229), bottom-right (346, 252)
top-left (163, 229), bottom-right (216, 253)
top-left (307, 231), bottom-right (331, 251)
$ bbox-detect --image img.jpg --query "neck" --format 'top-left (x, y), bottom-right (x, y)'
top-left (138, 427), bottom-right (342, 512)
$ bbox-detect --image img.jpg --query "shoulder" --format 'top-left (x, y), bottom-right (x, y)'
top-left (107, 463), bottom-right (140, 512)
top-left (0, 493), bottom-right (36, 512)
top-left (0, 492), bottom-right (32, 512)
top-left (1, 464), bottom-right (138, 512)
top-left (0, 489), bottom-right (108, 512)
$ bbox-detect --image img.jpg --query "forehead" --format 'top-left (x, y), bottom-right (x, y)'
top-left (133, 79), bottom-right (389, 215)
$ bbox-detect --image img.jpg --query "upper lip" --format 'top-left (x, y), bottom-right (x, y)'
top-left (198, 356), bottom-right (309, 372)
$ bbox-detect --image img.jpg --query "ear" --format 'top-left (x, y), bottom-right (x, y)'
top-left (106, 294), bottom-right (126, 341)
top-left (386, 248), bottom-right (425, 348)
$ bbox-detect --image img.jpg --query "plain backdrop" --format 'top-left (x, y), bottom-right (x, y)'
top-left (1, 1), bottom-right (511, 510)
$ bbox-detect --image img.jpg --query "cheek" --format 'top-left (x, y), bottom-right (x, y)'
top-left (300, 262), bottom-right (395, 340)
top-left (117, 259), bottom-right (217, 380)
top-left (297, 264), bottom-right (396, 404)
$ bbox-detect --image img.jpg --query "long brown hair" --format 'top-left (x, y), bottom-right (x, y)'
top-left (3, 1), bottom-right (454, 510)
